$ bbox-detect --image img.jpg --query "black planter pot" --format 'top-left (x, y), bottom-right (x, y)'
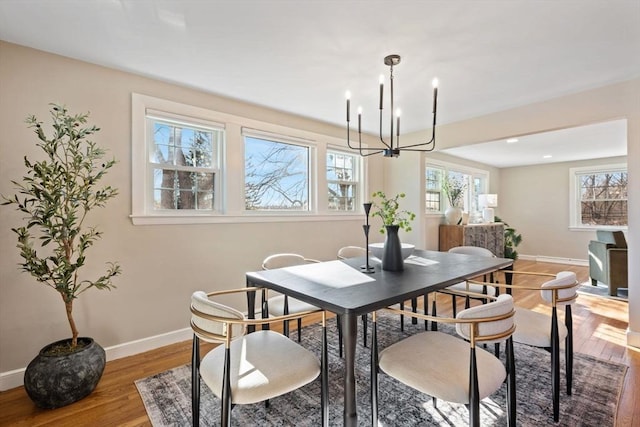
top-left (24, 337), bottom-right (106, 409)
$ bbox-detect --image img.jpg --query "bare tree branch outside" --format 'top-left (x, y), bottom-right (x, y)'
top-left (580, 171), bottom-right (627, 226)
top-left (245, 137), bottom-right (308, 210)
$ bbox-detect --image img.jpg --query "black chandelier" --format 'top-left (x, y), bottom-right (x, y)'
top-left (345, 54), bottom-right (438, 157)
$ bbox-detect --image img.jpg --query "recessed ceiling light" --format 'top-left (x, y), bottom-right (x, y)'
top-left (543, 154), bottom-right (553, 159)
top-left (506, 138), bottom-right (518, 143)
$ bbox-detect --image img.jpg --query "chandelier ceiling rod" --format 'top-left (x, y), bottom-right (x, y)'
top-left (345, 54), bottom-right (439, 158)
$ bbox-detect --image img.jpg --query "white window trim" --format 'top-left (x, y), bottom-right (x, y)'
top-left (131, 93), bottom-right (365, 225)
top-left (568, 163), bottom-right (628, 231)
top-left (326, 146), bottom-right (363, 212)
top-left (424, 159), bottom-right (490, 216)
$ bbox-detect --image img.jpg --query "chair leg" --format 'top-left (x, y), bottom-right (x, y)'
top-left (506, 337), bottom-right (517, 427)
top-left (283, 296), bottom-right (290, 338)
top-left (451, 295), bottom-right (457, 317)
top-left (370, 313), bottom-right (379, 426)
top-left (191, 336), bottom-right (200, 427)
top-left (362, 314), bottom-right (368, 347)
top-left (297, 318), bottom-right (302, 342)
top-left (321, 314), bottom-right (329, 427)
top-left (431, 299), bottom-right (438, 331)
top-left (399, 301), bottom-right (405, 331)
top-left (221, 347), bottom-right (232, 427)
top-left (337, 315), bottom-right (343, 358)
top-left (423, 293), bottom-right (429, 330)
top-left (411, 297), bottom-right (418, 324)
top-left (551, 306), bottom-right (560, 423)
top-left (469, 347), bottom-right (480, 427)
top-left (566, 305), bottom-right (574, 396)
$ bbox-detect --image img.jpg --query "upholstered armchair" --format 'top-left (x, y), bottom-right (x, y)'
top-left (588, 230), bottom-right (628, 296)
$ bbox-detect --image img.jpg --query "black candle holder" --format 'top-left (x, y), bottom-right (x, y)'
top-left (361, 202), bottom-right (375, 273)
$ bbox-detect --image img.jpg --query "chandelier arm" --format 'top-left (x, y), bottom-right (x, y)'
top-left (347, 120), bottom-right (391, 153)
top-left (378, 109), bottom-right (391, 149)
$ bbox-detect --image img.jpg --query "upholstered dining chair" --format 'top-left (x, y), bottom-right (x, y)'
top-left (190, 288), bottom-right (328, 427)
top-left (370, 294), bottom-right (517, 427)
top-left (262, 253), bottom-right (321, 341)
top-left (446, 246), bottom-right (498, 316)
top-left (469, 270), bottom-right (579, 423)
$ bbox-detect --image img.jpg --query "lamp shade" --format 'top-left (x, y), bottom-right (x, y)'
top-left (478, 194), bottom-right (498, 208)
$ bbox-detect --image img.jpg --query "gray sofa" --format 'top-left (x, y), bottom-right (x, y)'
top-left (588, 230), bottom-right (628, 296)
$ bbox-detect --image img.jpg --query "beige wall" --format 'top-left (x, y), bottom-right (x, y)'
top-left (1, 41), bottom-right (639, 388)
top-left (0, 42), bottom-right (383, 380)
top-left (499, 156), bottom-right (627, 261)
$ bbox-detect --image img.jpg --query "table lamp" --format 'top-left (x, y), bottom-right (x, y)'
top-left (478, 194), bottom-right (498, 223)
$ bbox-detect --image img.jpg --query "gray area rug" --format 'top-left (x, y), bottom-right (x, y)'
top-left (136, 313), bottom-right (627, 426)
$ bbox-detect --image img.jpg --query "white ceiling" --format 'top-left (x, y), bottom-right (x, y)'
top-left (1, 0), bottom-right (638, 167)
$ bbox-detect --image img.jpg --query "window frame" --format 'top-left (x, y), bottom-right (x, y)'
top-left (326, 147), bottom-right (361, 212)
top-left (569, 163), bottom-right (628, 230)
top-left (131, 93), bottom-right (365, 225)
top-left (146, 113), bottom-right (224, 213)
top-left (242, 128), bottom-right (315, 213)
top-left (425, 160), bottom-right (490, 215)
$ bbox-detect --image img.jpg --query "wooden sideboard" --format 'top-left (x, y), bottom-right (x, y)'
top-left (439, 223), bottom-right (505, 257)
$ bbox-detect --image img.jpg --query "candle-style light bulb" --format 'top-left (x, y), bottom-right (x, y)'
top-left (345, 90), bottom-right (351, 122)
top-left (432, 78), bottom-right (439, 114)
top-left (379, 75), bottom-right (384, 110)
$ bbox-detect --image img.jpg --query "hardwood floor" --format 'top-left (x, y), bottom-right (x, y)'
top-left (0, 260), bottom-right (637, 426)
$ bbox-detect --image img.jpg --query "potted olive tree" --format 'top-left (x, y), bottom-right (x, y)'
top-left (2, 104), bottom-right (121, 409)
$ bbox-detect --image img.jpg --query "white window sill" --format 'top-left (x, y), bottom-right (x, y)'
top-left (130, 213), bottom-right (363, 225)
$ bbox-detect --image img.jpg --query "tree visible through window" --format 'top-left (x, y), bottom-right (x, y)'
top-left (579, 171), bottom-right (628, 226)
top-left (151, 120), bottom-right (220, 210)
top-left (244, 136), bottom-right (309, 210)
top-left (327, 150), bottom-right (358, 211)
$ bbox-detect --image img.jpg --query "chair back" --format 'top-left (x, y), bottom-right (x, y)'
top-left (540, 271), bottom-right (578, 306)
top-left (455, 294), bottom-right (514, 345)
top-left (448, 246), bottom-right (495, 258)
top-left (262, 253), bottom-right (307, 270)
top-left (191, 291), bottom-right (246, 344)
top-left (596, 230), bottom-right (627, 248)
top-left (337, 246), bottom-right (367, 259)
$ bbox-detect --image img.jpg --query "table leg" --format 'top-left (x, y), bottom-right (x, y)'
top-left (342, 313), bottom-right (358, 427)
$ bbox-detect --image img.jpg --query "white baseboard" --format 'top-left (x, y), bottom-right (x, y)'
top-left (0, 327), bottom-right (192, 392)
top-left (518, 254), bottom-right (589, 267)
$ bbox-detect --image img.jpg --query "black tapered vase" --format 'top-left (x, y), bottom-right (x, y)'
top-left (382, 225), bottom-right (404, 271)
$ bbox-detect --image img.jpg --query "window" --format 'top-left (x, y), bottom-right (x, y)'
top-left (425, 166), bottom-right (444, 212)
top-left (327, 150), bottom-right (359, 211)
top-left (570, 164), bottom-right (628, 228)
top-left (149, 117), bottom-right (222, 211)
top-left (244, 132), bottom-right (311, 211)
top-left (132, 94), bottom-right (365, 224)
top-left (425, 162), bottom-right (488, 214)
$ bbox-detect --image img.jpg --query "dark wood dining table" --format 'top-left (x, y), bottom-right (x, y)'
top-left (245, 249), bottom-right (513, 426)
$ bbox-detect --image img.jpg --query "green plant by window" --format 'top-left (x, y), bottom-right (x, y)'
top-left (371, 191), bottom-right (416, 233)
top-left (495, 216), bottom-right (523, 260)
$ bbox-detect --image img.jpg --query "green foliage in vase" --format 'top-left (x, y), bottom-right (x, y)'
top-left (442, 175), bottom-right (467, 207)
top-left (495, 216), bottom-right (523, 260)
top-left (1, 104), bottom-right (121, 349)
top-left (371, 191), bottom-right (416, 233)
